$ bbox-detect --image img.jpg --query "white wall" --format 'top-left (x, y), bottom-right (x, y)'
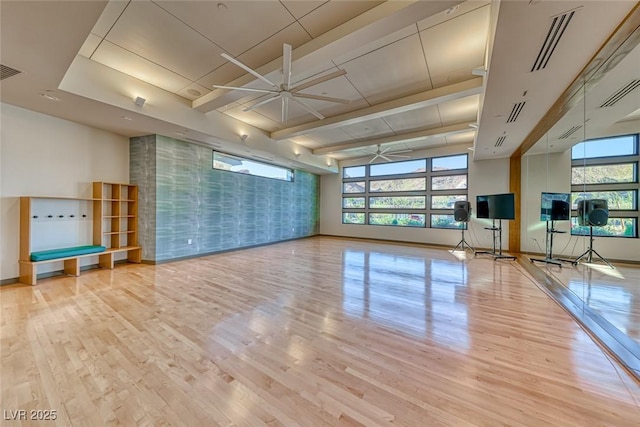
top-left (320, 144), bottom-right (511, 251)
top-left (1, 103), bottom-right (129, 281)
top-left (521, 150), bottom-right (640, 262)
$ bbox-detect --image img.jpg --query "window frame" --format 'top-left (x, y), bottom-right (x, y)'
top-left (570, 134), bottom-right (639, 238)
top-left (341, 154), bottom-right (469, 228)
top-left (213, 150), bottom-right (294, 182)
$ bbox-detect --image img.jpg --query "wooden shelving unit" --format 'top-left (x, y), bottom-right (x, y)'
top-left (19, 182), bottom-right (142, 285)
top-left (92, 182), bottom-right (141, 262)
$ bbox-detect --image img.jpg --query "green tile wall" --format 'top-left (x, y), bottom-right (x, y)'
top-left (130, 135), bottom-right (319, 262)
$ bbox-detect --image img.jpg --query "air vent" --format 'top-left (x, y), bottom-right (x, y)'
top-left (558, 125), bottom-right (582, 139)
top-left (1, 64), bottom-right (22, 80)
top-left (531, 10), bottom-right (575, 72)
top-left (599, 80), bottom-right (640, 108)
top-left (495, 136), bottom-right (506, 147)
top-left (507, 102), bottom-right (526, 123)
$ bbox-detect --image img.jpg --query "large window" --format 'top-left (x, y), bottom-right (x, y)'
top-left (213, 151), bottom-right (294, 181)
top-left (342, 154), bottom-right (468, 229)
top-left (570, 135), bottom-right (639, 237)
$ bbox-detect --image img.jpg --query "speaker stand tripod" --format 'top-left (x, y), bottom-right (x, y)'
top-left (475, 219), bottom-right (516, 260)
top-left (574, 226), bottom-right (614, 269)
top-left (452, 224), bottom-right (474, 253)
top-left (530, 221), bottom-right (576, 267)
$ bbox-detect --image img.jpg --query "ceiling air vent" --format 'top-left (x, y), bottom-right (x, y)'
top-left (1, 64), bottom-right (22, 80)
top-left (495, 136), bottom-right (506, 147)
top-left (507, 102), bottom-right (526, 123)
top-left (531, 10), bottom-right (575, 72)
top-left (599, 79), bottom-right (640, 108)
top-left (558, 125), bottom-right (582, 139)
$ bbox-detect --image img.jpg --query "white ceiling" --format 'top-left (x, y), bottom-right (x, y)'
top-left (1, 0), bottom-right (638, 173)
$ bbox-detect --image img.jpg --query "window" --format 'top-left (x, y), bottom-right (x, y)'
top-left (369, 213), bottom-right (425, 227)
top-left (571, 191), bottom-right (637, 210)
top-left (571, 135), bottom-right (637, 159)
top-left (571, 163), bottom-right (636, 185)
top-left (570, 134), bottom-right (639, 237)
top-left (343, 181), bottom-right (365, 193)
top-left (343, 166), bottom-right (366, 178)
top-left (431, 195), bottom-right (467, 209)
top-left (432, 154), bottom-right (468, 171)
top-left (341, 154), bottom-right (468, 228)
top-left (431, 214), bottom-right (465, 229)
top-left (213, 151), bottom-right (293, 181)
top-left (431, 175), bottom-right (468, 190)
top-left (370, 178), bottom-right (426, 192)
top-left (369, 196), bottom-right (426, 209)
top-left (571, 217), bottom-right (636, 238)
top-left (343, 213), bottom-right (365, 224)
top-left (370, 159), bottom-right (426, 176)
top-left (343, 197), bottom-right (365, 209)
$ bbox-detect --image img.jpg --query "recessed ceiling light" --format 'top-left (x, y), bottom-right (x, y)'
top-left (187, 88), bottom-right (202, 97)
top-left (445, 5), bottom-right (459, 15)
top-left (40, 93), bottom-right (60, 101)
top-left (217, 3), bottom-right (227, 11)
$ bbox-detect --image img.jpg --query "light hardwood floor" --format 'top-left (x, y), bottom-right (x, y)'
top-left (1, 236), bottom-right (639, 426)
top-left (541, 261), bottom-right (640, 344)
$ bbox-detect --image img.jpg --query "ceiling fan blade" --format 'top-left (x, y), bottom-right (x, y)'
top-left (282, 43), bottom-right (292, 89)
top-left (292, 93), bottom-right (351, 104)
top-left (291, 97), bottom-right (324, 120)
top-left (290, 69), bottom-right (347, 93)
top-left (221, 53), bottom-right (279, 89)
top-left (242, 95), bottom-right (281, 112)
top-left (348, 155), bottom-right (372, 162)
top-left (368, 154), bottom-right (381, 164)
top-left (213, 85), bottom-right (277, 94)
top-left (379, 155), bottom-right (392, 162)
top-left (282, 96), bottom-right (289, 123)
top-left (387, 154), bottom-right (411, 159)
top-left (380, 146), bottom-right (413, 155)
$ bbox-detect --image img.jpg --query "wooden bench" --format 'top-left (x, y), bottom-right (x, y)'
top-left (19, 246), bottom-right (141, 285)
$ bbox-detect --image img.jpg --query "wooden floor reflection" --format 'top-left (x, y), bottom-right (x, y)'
top-left (2, 236), bottom-right (639, 426)
top-left (541, 261), bottom-right (640, 344)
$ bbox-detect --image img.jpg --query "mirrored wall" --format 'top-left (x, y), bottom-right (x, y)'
top-left (521, 15), bottom-right (640, 378)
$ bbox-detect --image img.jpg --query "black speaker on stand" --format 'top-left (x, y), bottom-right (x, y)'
top-left (575, 199), bottom-right (613, 268)
top-left (452, 201), bottom-right (475, 253)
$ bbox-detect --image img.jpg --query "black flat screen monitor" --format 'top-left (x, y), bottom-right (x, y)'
top-left (476, 193), bottom-right (515, 220)
top-left (476, 196), bottom-right (490, 219)
top-left (540, 192), bottom-right (570, 221)
top-left (490, 193), bottom-right (515, 220)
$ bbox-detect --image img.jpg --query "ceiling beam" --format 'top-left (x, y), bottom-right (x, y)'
top-left (312, 122), bottom-right (473, 155)
top-left (272, 78), bottom-right (482, 141)
top-left (192, 0), bottom-right (462, 112)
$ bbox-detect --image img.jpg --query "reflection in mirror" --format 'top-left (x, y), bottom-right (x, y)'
top-left (523, 20), bottom-right (640, 378)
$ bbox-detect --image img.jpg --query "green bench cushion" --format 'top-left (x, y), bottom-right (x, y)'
top-left (30, 245), bottom-right (106, 262)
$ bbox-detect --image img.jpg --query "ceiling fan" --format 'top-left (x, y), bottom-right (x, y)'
top-left (354, 144), bottom-right (413, 164)
top-left (213, 43), bottom-right (350, 123)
